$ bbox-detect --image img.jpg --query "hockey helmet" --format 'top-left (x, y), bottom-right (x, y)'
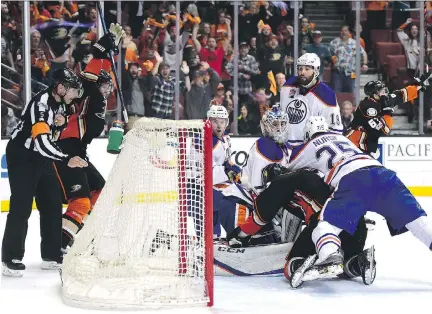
top-left (51, 68), bottom-right (84, 98)
top-left (297, 53), bottom-right (320, 80)
top-left (260, 105), bottom-right (290, 144)
top-left (303, 116), bottom-right (328, 142)
top-left (207, 105), bottom-right (229, 135)
top-left (364, 80), bottom-right (388, 98)
top-left (207, 105), bottom-right (229, 119)
top-left (97, 70), bottom-right (114, 96)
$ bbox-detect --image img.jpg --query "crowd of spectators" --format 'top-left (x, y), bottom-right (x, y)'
top-left (1, 1), bottom-right (431, 138)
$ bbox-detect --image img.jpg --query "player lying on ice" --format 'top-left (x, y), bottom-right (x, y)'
top-left (282, 116), bottom-right (432, 287)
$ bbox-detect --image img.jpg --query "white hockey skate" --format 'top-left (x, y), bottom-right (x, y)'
top-left (41, 260), bottom-right (62, 270)
top-left (290, 250), bottom-right (344, 288)
top-left (2, 260), bottom-right (25, 277)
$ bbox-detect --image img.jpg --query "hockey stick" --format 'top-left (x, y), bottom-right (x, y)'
top-left (96, 1), bottom-right (128, 124)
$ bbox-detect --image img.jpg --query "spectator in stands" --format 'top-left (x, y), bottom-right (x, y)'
top-left (397, 18), bottom-right (421, 77)
top-left (1, 104), bottom-right (19, 137)
top-left (184, 61), bottom-right (219, 119)
top-left (329, 25), bottom-right (368, 93)
top-left (249, 37), bottom-right (257, 59)
top-left (304, 30), bottom-right (331, 81)
top-left (162, 24), bottom-right (191, 72)
top-left (299, 16), bottom-right (315, 53)
top-left (270, 72), bottom-right (286, 106)
top-left (226, 41), bottom-right (260, 102)
top-left (121, 52), bottom-right (152, 132)
top-left (1, 32), bottom-right (15, 70)
top-left (150, 52), bottom-right (188, 119)
top-left (191, 19), bottom-right (231, 76)
top-left (237, 104), bottom-right (260, 135)
top-left (340, 100), bottom-right (354, 132)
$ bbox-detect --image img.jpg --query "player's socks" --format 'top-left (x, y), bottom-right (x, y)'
top-left (240, 212), bottom-right (266, 235)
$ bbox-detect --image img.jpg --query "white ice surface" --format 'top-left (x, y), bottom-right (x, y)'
top-left (1, 198), bottom-right (431, 314)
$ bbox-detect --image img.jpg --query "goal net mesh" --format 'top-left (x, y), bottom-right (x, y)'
top-left (61, 118), bottom-right (213, 310)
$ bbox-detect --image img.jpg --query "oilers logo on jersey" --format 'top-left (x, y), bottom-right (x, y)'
top-left (285, 97), bottom-right (308, 124)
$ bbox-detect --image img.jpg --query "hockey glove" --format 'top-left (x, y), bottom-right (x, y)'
top-left (261, 163), bottom-right (288, 185)
top-left (223, 160), bottom-right (241, 183)
top-left (109, 23), bottom-right (125, 47)
top-left (91, 24), bottom-right (125, 60)
top-left (413, 72), bottom-right (432, 92)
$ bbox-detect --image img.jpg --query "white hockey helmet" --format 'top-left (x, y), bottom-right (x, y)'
top-left (303, 116), bottom-right (328, 142)
top-left (297, 53), bottom-right (321, 81)
top-left (207, 105), bottom-right (229, 119)
top-left (208, 105), bottom-right (229, 136)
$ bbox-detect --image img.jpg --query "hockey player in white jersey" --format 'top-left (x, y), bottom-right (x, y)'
top-left (208, 105), bottom-right (241, 185)
top-left (280, 53), bottom-right (343, 147)
top-left (213, 106), bottom-right (292, 238)
top-left (213, 106), bottom-right (300, 276)
top-left (286, 116), bottom-right (432, 287)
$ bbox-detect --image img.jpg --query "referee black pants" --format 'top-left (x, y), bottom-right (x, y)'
top-left (1, 140), bottom-right (63, 263)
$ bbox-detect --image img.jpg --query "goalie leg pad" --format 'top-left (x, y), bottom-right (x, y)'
top-left (214, 241), bottom-right (293, 276)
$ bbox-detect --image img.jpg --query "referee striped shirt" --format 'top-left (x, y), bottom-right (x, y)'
top-left (10, 88), bottom-right (69, 161)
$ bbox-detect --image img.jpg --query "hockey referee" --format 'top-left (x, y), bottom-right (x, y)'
top-left (2, 68), bottom-right (88, 277)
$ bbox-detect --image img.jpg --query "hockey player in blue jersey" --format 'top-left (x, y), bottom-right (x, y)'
top-left (279, 53), bottom-right (343, 147)
top-left (286, 116), bottom-right (432, 287)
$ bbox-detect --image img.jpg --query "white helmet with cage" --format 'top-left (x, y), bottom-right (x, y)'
top-left (303, 116), bottom-right (328, 142)
top-left (260, 105), bottom-right (290, 144)
top-left (297, 52), bottom-right (321, 82)
top-left (207, 105), bottom-right (229, 137)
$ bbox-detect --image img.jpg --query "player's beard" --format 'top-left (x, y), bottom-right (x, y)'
top-left (298, 73), bottom-right (314, 86)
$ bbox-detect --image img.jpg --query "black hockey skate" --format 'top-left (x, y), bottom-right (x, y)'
top-left (226, 227), bottom-right (251, 248)
top-left (358, 246), bottom-right (376, 285)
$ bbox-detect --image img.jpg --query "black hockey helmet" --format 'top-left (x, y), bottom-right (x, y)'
top-left (97, 70), bottom-right (112, 86)
top-left (364, 80), bottom-right (388, 98)
top-left (51, 68), bottom-right (83, 97)
top-left (97, 70), bottom-right (114, 94)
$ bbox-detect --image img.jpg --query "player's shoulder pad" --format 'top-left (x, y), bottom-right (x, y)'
top-left (283, 76), bottom-right (298, 87)
top-left (311, 82), bottom-right (337, 107)
top-left (289, 143), bottom-right (306, 162)
top-left (255, 137), bottom-right (284, 162)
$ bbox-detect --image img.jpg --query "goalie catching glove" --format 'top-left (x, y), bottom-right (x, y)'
top-left (92, 23), bottom-right (125, 59)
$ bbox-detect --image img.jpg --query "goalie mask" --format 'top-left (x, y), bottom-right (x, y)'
top-left (260, 106), bottom-right (289, 144)
top-left (207, 105), bottom-right (229, 138)
top-left (303, 116), bottom-right (328, 142)
top-left (297, 53), bottom-right (320, 88)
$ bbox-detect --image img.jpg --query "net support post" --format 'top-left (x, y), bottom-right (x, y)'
top-left (203, 120), bottom-right (214, 307)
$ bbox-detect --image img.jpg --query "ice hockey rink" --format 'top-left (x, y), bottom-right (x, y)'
top-left (1, 198), bottom-right (431, 314)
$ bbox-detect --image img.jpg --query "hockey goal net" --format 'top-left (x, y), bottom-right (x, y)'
top-left (61, 118), bottom-right (214, 309)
